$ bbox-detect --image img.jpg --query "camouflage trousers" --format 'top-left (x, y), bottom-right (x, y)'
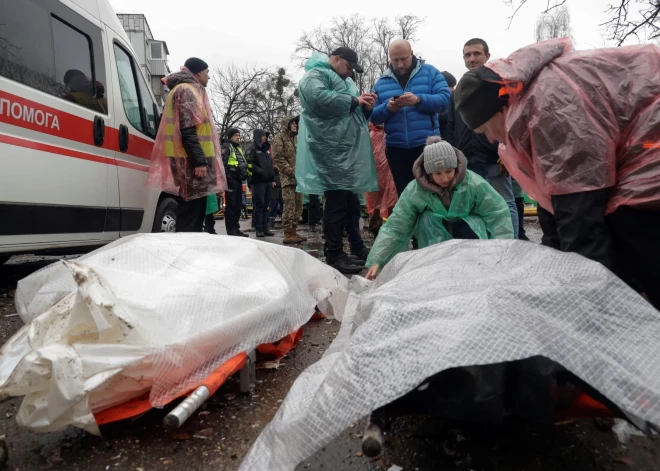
top-left (282, 185), bottom-right (303, 230)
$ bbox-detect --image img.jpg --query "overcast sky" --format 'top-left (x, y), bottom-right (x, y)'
top-left (110, 0), bottom-right (618, 82)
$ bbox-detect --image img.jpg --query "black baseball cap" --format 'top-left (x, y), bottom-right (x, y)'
top-left (331, 47), bottom-right (364, 74)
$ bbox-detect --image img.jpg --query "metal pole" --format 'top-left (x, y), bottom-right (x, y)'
top-left (163, 385), bottom-right (210, 429)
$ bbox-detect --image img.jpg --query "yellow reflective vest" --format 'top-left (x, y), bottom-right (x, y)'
top-left (162, 83), bottom-right (214, 159)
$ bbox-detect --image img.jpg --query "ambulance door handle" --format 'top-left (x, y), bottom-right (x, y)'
top-left (93, 116), bottom-right (105, 146)
top-left (119, 124), bottom-right (129, 152)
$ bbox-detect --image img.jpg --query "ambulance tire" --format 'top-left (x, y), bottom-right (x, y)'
top-left (152, 197), bottom-right (178, 233)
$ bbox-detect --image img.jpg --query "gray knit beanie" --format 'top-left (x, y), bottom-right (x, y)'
top-left (423, 137), bottom-right (457, 174)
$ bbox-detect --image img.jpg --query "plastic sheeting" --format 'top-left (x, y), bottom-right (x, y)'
top-left (241, 240), bottom-right (660, 470)
top-left (0, 234), bottom-right (348, 435)
top-left (147, 69), bottom-right (227, 201)
top-left (484, 38), bottom-right (660, 214)
top-left (295, 52), bottom-right (378, 195)
top-left (365, 124), bottom-right (398, 218)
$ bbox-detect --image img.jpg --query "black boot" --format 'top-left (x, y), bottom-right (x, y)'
top-left (351, 246), bottom-right (370, 263)
top-left (328, 253), bottom-right (363, 275)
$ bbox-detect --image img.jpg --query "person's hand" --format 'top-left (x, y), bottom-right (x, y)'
top-left (357, 94), bottom-right (375, 110)
top-left (272, 181), bottom-right (276, 188)
top-left (365, 265), bottom-right (379, 280)
top-left (396, 92), bottom-right (419, 107)
top-left (387, 97), bottom-right (404, 113)
top-left (194, 166), bottom-right (208, 178)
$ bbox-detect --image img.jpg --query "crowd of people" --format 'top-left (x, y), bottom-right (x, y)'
top-left (148, 36), bottom-right (659, 310)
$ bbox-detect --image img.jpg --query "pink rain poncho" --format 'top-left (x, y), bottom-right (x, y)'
top-left (147, 69), bottom-right (227, 201)
top-left (485, 38), bottom-right (660, 214)
top-left (365, 123), bottom-right (398, 217)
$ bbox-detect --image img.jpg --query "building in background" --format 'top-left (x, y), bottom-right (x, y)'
top-left (116, 13), bottom-right (170, 107)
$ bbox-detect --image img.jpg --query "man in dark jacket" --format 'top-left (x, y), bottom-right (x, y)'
top-left (454, 38), bottom-right (660, 309)
top-left (248, 129), bottom-right (275, 237)
top-left (221, 128), bottom-right (250, 237)
top-left (446, 39), bottom-right (519, 238)
top-left (371, 39), bottom-right (451, 196)
top-left (438, 71), bottom-right (456, 139)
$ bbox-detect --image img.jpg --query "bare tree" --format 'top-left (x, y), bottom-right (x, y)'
top-left (294, 14), bottom-right (424, 92)
top-left (602, 0), bottom-right (660, 45)
top-left (535, 4), bottom-right (574, 42)
top-left (207, 64), bottom-right (300, 140)
top-left (207, 63), bottom-right (270, 138)
top-left (505, 0), bottom-right (660, 45)
top-left (244, 68), bottom-right (300, 136)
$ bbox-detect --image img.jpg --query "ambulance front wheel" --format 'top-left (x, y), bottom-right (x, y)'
top-left (152, 197), bottom-right (178, 233)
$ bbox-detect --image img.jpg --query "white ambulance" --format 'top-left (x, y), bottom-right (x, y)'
top-left (0, 0), bottom-right (179, 265)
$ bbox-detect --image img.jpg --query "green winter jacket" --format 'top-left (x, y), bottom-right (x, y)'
top-left (366, 149), bottom-right (514, 268)
top-left (295, 52), bottom-right (377, 194)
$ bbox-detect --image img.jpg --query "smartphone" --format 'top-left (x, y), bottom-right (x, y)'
top-left (392, 95), bottom-right (400, 100)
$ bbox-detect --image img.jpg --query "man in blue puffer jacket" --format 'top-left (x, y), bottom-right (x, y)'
top-left (371, 39), bottom-right (451, 196)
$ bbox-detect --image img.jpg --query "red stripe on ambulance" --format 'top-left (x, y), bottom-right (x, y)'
top-left (0, 90), bottom-right (154, 161)
top-left (0, 133), bottom-right (148, 172)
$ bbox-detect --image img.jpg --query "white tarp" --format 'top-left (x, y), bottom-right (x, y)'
top-left (0, 233), bottom-right (349, 435)
top-left (240, 240), bottom-right (660, 470)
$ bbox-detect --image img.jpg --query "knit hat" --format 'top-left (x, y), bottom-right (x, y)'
top-left (440, 71), bottom-right (457, 88)
top-left (454, 68), bottom-right (506, 130)
top-left (423, 137), bottom-right (458, 174)
top-left (226, 128), bottom-right (240, 139)
top-left (184, 57), bottom-right (209, 75)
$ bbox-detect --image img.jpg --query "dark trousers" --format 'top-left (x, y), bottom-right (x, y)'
top-left (308, 195), bottom-right (321, 225)
top-left (204, 212), bottom-right (216, 234)
top-left (269, 197), bottom-right (282, 220)
top-left (449, 220), bottom-right (479, 239)
top-left (386, 145), bottom-right (424, 249)
top-left (385, 145), bottom-right (425, 196)
top-left (324, 190), bottom-right (362, 262)
top-left (251, 182), bottom-right (270, 231)
top-left (224, 175), bottom-right (243, 234)
top-left (176, 196), bottom-right (206, 233)
top-left (515, 197), bottom-right (529, 240)
top-left (344, 195), bottom-right (365, 252)
top-left (539, 205), bottom-right (660, 309)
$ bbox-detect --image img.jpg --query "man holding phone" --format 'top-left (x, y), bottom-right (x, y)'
top-left (296, 47), bottom-right (379, 274)
top-left (371, 39), bottom-right (451, 195)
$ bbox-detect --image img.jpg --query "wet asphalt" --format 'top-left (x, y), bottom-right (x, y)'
top-left (0, 217), bottom-right (658, 471)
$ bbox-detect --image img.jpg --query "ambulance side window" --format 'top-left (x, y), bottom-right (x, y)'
top-left (114, 45), bottom-right (142, 131)
top-left (114, 44), bottom-right (157, 139)
top-left (0, 0), bottom-right (107, 114)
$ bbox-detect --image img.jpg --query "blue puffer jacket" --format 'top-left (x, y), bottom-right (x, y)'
top-left (371, 60), bottom-right (450, 149)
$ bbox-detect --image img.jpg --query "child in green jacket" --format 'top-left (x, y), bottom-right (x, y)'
top-left (365, 136), bottom-right (514, 279)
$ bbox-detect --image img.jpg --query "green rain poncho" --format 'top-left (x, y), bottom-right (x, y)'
top-left (295, 52), bottom-right (377, 194)
top-left (366, 150), bottom-right (514, 268)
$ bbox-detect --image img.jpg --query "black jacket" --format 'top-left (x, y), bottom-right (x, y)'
top-left (221, 140), bottom-right (248, 181)
top-left (446, 93), bottom-right (500, 168)
top-left (247, 129), bottom-right (275, 184)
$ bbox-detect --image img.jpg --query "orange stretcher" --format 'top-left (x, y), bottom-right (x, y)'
top-left (94, 328), bottom-right (303, 426)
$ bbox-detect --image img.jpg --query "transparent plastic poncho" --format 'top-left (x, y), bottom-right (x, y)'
top-left (147, 69), bottom-right (227, 201)
top-left (295, 52), bottom-right (378, 194)
top-left (365, 124), bottom-right (398, 217)
top-left (366, 168), bottom-right (514, 268)
top-left (485, 38), bottom-right (660, 214)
